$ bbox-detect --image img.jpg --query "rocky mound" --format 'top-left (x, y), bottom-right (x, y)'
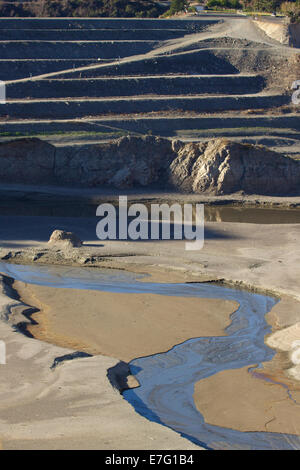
top-left (169, 139), bottom-right (300, 195)
top-left (0, 136), bottom-right (300, 196)
top-left (48, 230), bottom-right (82, 248)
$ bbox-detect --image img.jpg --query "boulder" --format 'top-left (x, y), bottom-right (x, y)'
top-left (48, 230), bottom-right (82, 248)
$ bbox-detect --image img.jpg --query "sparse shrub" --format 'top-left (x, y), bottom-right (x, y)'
top-left (206, 0), bottom-right (242, 9)
top-left (164, 0), bottom-right (188, 16)
top-left (0, 0), bottom-right (167, 18)
top-left (280, 1), bottom-right (300, 21)
top-left (241, 0), bottom-right (285, 13)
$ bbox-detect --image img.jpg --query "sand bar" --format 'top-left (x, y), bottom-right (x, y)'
top-left (14, 280), bottom-right (238, 362)
top-left (194, 365), bottom-right (300, 436)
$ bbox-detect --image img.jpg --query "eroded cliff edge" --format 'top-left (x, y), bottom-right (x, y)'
top-left (1, 135), bottom-right (300, 196)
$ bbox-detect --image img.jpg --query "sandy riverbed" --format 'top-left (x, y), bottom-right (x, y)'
top-left (12, 271), bottom-right (300, 444)
top-left (194, 365), bottom-right (300, 436)
top-left (2, 197), bottom-right (300, 448)
top-left (192, 294), bottom-right (300, 437)
top-left (15, 280), bottom-right (238, 362)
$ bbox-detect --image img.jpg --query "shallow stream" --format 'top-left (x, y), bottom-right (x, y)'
top-left (0, 262), bottom-right (299, 450)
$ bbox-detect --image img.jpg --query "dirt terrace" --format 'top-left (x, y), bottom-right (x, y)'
top-left (0, 15), bottom-right (299, 155)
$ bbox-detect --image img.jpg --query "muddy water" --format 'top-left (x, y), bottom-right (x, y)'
top-left (204, 205), bottom-right (300, 224)
top-left (1, 262), bottom-right (300, 450)
top-left (2, 200), bottom-right (300, 224)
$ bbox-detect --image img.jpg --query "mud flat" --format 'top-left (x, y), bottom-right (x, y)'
top-left (1, 195), bottom-right (300, 448)
top-left (14, 279), bottom-right (237, 362)
top-left (1, 263), bottom-right (300, 449)
top-left (0, 270), bottom-right (202, 450)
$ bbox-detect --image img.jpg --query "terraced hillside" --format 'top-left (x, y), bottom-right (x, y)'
top-left (0, 15), bottom-right (299, 155)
